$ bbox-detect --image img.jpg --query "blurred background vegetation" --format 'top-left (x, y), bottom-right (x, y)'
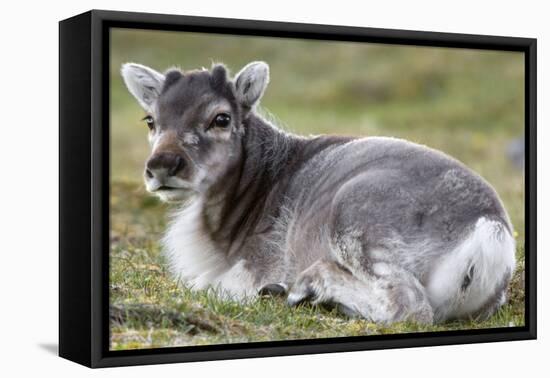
top-left (109, 28), bottom-right (525, 350)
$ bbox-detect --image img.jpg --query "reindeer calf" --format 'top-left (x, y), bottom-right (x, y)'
top-left (121, 61), bottom-right (515, 324)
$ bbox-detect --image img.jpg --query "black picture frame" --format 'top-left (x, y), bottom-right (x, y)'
top-left (59, 9), bottom-right (537, 368)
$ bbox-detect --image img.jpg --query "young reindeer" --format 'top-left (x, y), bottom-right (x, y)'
top-left (121, 61), bottom-right (516, 324)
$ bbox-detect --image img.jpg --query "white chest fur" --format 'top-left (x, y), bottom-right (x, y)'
top-left (162, 198), bottom-right (257, 299)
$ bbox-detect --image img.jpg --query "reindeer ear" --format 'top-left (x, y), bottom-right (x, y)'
top-left (121, 63), bottom-right (165, 111)
top-left (234, 61), bottom-right (269, 108)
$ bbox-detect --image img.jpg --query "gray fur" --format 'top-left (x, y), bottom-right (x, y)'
top-left (121, 61), bottom-right (516, 325)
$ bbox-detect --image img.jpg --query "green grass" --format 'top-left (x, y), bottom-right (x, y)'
top-left (109, 29), bottom-right (525, 350)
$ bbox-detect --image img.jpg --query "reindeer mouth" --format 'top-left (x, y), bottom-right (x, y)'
top-left (148, 182), bottom-right (193, 193)
top-left (151, 185), bottom-right (196, 203)
top-left (156, 185), bottom-right (181, 191)
top-left (146, 177), bottom-right (196, 202)
top-left (154, 185), bottom-right (192, 196)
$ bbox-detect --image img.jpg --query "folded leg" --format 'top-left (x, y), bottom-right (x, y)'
top-left (287, 259), bottom-right (433, 324)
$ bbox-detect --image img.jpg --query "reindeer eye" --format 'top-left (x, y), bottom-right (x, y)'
top-left (142, 115), bottom-right (155, 130)
top-left (212, 113), bottom-right (231, 128)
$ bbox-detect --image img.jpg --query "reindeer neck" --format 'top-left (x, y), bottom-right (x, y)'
top-left (201, 111), bottom-right (304, 253)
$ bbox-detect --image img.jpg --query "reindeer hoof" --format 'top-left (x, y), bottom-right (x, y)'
top-left (258, 283), bottom-right (288, 297)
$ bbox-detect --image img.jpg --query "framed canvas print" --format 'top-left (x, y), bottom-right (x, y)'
top-left (59, 10), bottom-right (537, 368)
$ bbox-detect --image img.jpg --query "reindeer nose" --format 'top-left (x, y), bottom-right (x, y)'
top-left (145, 153), bottom-right (185, 182)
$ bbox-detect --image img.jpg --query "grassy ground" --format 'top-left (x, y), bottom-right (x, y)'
top-left (109, 29), bottom-right (525, 350)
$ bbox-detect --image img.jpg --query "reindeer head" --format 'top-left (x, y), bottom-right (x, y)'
top-left (121, 61), bottom-right (270, 202)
